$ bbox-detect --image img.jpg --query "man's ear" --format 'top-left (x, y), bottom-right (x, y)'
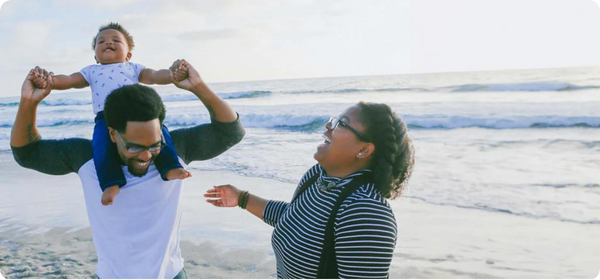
top-left (125, 52), bottom-right (132, 62)
top-left (108, 127), bottom-right (118, 144)
top-left (357, 143), bottom-right (375, 158)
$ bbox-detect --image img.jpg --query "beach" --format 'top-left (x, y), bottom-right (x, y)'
top-left (1, 68), bottom-right (600, 278)
top-left (0, 158), bottom-right (598, 279)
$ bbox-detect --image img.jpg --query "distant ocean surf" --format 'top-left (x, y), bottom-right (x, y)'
top-left (0, 66), bottom-right (598, 224)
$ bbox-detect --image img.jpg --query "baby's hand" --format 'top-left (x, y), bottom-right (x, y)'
top-left (170, 59), bottom-right (189, 82)
top-left (30, 67), bottom-right (52, 89)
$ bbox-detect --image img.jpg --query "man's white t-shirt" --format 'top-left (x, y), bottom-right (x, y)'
top-left (78, 159), bottom-right (185, 279)
top-left (11, 113), bottom-right (246, 278)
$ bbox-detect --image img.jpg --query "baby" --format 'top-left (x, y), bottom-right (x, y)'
top-left (32, 22), bottom-right (191, 206)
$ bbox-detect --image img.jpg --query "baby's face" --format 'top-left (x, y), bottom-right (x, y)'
top-left (94, 29), bottom-right (131, 64)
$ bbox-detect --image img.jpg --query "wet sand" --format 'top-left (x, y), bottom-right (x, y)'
top-left (0, 159), bottom-right (599, 278)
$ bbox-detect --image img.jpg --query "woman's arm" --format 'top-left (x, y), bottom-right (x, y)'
top-left (204, 184), bottom-right (291, 227)
top-left (204, 184), bottom-right (269, 219)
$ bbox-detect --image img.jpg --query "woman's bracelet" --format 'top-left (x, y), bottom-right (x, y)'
top-left (238, 190), bottom-right (250, 209)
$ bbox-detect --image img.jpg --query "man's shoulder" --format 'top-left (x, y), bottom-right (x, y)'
top-left (11, 138), bottom-right (93, 175)
top-left (76, 158), bottom-right (95, 175)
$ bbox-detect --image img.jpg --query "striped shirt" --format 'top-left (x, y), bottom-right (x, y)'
top-left (263, 164), bottom-right (397, 279)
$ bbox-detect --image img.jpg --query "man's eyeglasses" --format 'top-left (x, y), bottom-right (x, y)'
top-left (327, 117), bottom-right (370, 142)
top-left (115, 131), bottom-right (166, 154)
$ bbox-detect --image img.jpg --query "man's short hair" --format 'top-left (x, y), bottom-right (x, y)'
top-left (104, 84), bottom-right (166, 133)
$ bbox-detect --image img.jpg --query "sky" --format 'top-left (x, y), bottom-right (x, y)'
top-left (1, 0), bottom-right (600, 97)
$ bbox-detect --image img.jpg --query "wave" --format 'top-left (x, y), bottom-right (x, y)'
top-left (474, 139), bottom-right (600, 151)
top-left (0, 102), bottom-right (20, 107)
top-left (40, 99), bottom-right (92, 106)
top-left (0, 90), bottom-right (274, 108)
top-left (0, 98), bottom-right (93, 107)
top-left (405, 196), bottom-right (600, 225)
top-left (5, 81), bottom-right (595, 109)
top-left (531, 183), bottom-right (600, 189)
top-left (275, 82), bottom-right (598, 94)
top-left (0, 117), bottom-right (93, 128)
top-left (404, 115), bottom-right (600, 129)
top-left (180, 160), bottom-right (600, 225)
top-left (161, 91), bottom-right (272, 102)
top-left (165, 114), bottom-right (328, 131)
top-left (3, 113), bottom-right (600, 130)
top-left (280, 87), bottom-right (418, 95)
top-left (165, 114), bottom-right (600, 130)
top-left (219, 90), bottom-right (272, 99)
top-left (449, 82), bottom-right (600, 92)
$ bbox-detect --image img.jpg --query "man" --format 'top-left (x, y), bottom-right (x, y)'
top-left (11, 60), bottom-right (245, 278)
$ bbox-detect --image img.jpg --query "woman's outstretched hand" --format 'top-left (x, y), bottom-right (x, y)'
top-left (204, 184), bottom-right (241, 207)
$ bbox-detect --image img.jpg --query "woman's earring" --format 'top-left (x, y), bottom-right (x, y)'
top-left (358, 153), bottom-right (363, 157)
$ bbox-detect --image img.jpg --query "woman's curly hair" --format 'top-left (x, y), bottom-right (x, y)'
top-left (357, 102), bottom-right (415, 199)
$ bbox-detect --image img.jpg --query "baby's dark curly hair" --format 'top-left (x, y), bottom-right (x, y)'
top-left (104, 84), bottom-right (166, 133)
top-left (357, 102), bottom-right (415, 199)
top-left (92, 22), bottom-right (135, 51)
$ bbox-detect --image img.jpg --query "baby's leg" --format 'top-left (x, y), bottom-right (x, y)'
top-left (154, 125), bottom-right (191, 181)
top-left (165, 168), bottom-right (192, 180)
top-left (93, 113), bottom-right (127, 205)
top-left (101, 185), bottom-right (120, 206)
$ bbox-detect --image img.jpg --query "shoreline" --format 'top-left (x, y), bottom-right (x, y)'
top-left (0, 165), bottom-right (599, 278)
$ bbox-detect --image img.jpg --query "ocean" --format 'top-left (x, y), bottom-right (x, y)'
top-left (3, 67), bottom-right (599, 222)
top-left (0, 67), bottom-right (599, 278)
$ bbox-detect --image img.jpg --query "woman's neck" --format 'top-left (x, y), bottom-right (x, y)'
top-left (322, 163), bottom-right (369, 179)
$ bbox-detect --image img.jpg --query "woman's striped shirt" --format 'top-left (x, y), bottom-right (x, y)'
top-left (262, 164), bottom-right (397, 279)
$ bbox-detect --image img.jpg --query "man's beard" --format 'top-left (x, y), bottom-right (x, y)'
top-left (126, 156), bottom-right (156, 177)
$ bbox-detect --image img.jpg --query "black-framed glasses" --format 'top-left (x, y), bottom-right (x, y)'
top-left (115, 131), bottom-right (166, 154)
top-left (327, 117), bottom-right (370, 142)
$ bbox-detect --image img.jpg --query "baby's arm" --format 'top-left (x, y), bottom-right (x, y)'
top-left (139, 60), bottom-right (188, 85)
top-left (138, 68), bottom-right (172, 85)
top-left (52, 73), bottom-right (89, 90)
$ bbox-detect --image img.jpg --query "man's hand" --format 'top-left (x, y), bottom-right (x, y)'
top-left (12, 68), bottom-right (53, 147)
top-left (31, 66), bottom-right (49, 90)
top-left (170, 59), bottom-right (203, 91)
top-left (22, 67), bottom-right (53, 104)
top-left (170, 59), bottom-right (188, 83)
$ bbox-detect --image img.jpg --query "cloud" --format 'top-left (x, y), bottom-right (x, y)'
top-left (53, 0), bottom-right (144, 10)
top-left (14, 21), bottom-right (53, 47)
top-left (177, 29), bottom-right (238, 42)
top-left (0, 0), bottom-right (23, 16)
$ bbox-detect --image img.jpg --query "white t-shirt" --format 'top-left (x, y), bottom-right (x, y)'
top-left (80, 62), bottom-right (145, 114)
top-left (78, 159), bottom-right (185, 278)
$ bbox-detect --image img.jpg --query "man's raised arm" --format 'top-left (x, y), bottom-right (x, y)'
top-left (171, 60), bottom-right (237, 123)
top-left (168, 60), bottom-right (245, 164)
top-left (11, 68), bottom-right (92, 175)
top-left (11, 67), bottom-right (52, 147)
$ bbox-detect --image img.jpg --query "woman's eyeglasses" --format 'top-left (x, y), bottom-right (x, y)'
top-left (327, 117), bottom-right (370, 142)
top-left (115, 131), bottom-right (166, 154)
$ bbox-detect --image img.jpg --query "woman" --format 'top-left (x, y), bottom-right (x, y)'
top-left (204, 102), bottom-right (415, 278)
